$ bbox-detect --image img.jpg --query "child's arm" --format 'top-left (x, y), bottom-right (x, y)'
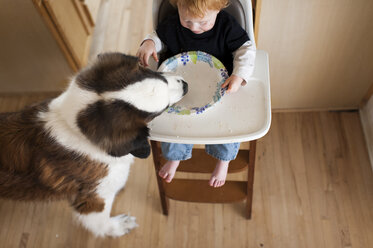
top-left (136, 31), bottom-right (164, 67)
top-left (221, 41), bottom-right (256, 93)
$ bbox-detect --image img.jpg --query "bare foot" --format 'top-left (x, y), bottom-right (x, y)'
top-left (209, 160), bottom-right (230, 187)
top-left (158, 160), bottom-right (180, 183)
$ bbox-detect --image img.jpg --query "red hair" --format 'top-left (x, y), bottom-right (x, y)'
top-left (169, 0), bottom-right (229, 17)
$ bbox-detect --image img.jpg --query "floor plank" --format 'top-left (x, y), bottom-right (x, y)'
top-left (88, 0), bottom-right (153, 59)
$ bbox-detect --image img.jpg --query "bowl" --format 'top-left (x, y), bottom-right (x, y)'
top-left (158, 51), bottom-right (229, 115)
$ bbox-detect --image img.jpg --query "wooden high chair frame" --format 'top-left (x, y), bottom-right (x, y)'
top-left (150, 140), bottom-right (257, 219)
top-left (148, 0), bottom-right (270, 219)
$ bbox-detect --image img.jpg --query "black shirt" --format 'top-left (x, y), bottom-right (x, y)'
top-left (156, 10), bottom-right (249, 74)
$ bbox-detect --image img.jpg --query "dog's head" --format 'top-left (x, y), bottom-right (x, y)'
top-left (72, 53), bottom-right (188, 158)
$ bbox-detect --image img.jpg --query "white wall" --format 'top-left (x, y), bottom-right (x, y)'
top-left (256, 0), bottom-right (373, 110)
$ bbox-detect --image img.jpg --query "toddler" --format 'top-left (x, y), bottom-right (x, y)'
top-left (136, 0), bottom-right (256, 187)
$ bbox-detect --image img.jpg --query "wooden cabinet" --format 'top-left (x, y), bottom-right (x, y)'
top-left (35, 0), bottom-right (101, 70)
top-left (0, 0), bottom-right (100, 93)
top-left (83, 0), bottom-right (102, 25)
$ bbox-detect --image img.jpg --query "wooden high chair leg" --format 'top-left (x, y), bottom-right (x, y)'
top-left (246, 140), bottom-right (257, 219)
top-left (150, 140), bottom-right (257, 218)
top-left (150, 140), bottom-right (169, 215)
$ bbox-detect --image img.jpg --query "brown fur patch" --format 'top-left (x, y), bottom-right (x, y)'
top-left (77, 100), bottom-right (154, 157)
top-left (76, 53), bottom-right (167, 94)
top-left (0, 101), bottom-right (108, 213)
top-left (72, 193), bottom-right (105, 214)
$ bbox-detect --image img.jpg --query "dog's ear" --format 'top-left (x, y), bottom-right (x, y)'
top-left (108, 127), bottom-right (151, 159)
top-left (77, 100), bottom-right (153, 158)
top-left (128, 135), bottom-right (151, 159)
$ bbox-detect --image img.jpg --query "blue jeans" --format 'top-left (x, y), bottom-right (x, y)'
top-left (161, 142), bottom-right (240, 161)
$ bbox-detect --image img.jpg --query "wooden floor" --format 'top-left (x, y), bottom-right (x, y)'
top-left (88, 0), bottom-right (154, 59)
top-left (1, 0), bottom-right (373, 247)
top-left (0, 94), bottom-right (372, 248)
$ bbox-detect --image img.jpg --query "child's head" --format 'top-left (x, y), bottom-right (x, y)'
top-left (170, 0), bottom-right (229, 34)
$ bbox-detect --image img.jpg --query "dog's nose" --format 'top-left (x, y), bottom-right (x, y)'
top-left (182, 80), bottom-right (188, 95)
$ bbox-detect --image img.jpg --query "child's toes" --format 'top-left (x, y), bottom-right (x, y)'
top-left (218, 180), bottom-right (226, 187)
top-left (213, 179), bottom-right (220, 188)
top-left (165, 173), bottom-right (174, 183)
top-left (209, 177), bottom-right (216, 187)
top-left (158, 170), bottom-right (167, 179)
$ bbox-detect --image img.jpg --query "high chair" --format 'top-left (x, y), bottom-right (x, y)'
top-left (149, 0), bottom-right (271, 219)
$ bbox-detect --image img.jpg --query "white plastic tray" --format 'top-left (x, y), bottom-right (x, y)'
top-left (149, 50), bottom-right (271, 144)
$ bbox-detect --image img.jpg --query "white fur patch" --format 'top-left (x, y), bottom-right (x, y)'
top-left (74, 161), bottom-right (137, 237)
top-left (103, 75), bottom-right (186, 113)
top-left (164, 74), bottom-right (186, 106)
top-left (103, 78), bottom-right (169, 113)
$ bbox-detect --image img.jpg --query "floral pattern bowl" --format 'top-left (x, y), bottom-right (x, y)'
top-left (158, 51), bottom-right (229, 115)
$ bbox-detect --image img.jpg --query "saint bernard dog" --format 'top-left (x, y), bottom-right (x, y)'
top-left (0, 53), bottom-right (188, 237)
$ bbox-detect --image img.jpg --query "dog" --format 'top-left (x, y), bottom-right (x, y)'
top-left (0, 53), bottom-right (188, 237)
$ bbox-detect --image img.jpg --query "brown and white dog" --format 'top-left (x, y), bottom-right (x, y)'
top-left (0, 53), bottom-right (187, 237)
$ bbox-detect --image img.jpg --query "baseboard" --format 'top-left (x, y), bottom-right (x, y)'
top-left (0, 91), bottom-right (61, 97)
top-left (360, 96), bottom-right (373, 171)
top-left (272, 107), bottom-right (358, 113)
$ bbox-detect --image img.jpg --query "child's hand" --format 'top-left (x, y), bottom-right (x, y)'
top-left (136, 40), bottom-right (159, 67)
top-left (221, 75), bottom-right (246, 93)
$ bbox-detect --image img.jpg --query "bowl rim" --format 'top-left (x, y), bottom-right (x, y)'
top-left (158, 51), bottom-right (229, 115)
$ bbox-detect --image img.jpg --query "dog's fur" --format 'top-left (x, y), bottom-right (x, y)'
top-left (0, 53), bottom-right (187, 237)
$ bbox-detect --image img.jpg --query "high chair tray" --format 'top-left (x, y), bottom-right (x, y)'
top-left (149, 50), bottom-right (271, 144)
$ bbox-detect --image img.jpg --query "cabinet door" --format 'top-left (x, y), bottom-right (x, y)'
top-left (44, 0), bottom-right (91, 67)
top-left (80, 0), bottom-right (101, 25)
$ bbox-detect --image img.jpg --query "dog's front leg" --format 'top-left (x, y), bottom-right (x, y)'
top-left (73, 193), bottom-right (138, 237)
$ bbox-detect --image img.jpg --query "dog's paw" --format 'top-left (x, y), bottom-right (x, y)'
top-left (106, 214), bottom-right (138, 237)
